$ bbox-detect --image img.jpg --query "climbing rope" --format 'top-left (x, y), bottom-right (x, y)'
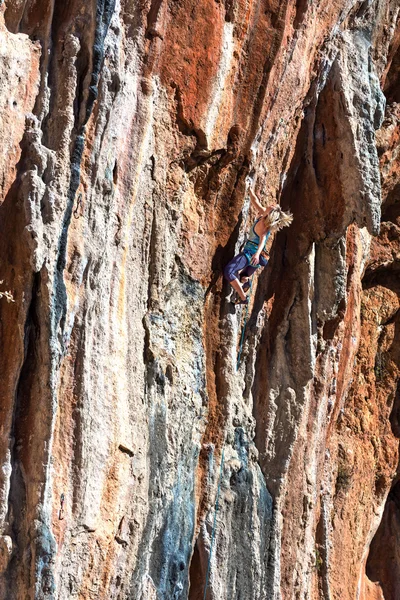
top-left (236, 276), bottom-right (254, 371)
top-left (202, 445), bottom-right (225, 600)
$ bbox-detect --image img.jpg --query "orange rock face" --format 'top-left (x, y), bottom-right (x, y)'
top-left (0, 0), bottom-right (399, 599)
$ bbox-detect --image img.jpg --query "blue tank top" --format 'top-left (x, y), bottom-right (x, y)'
top-left (243, 218), bottom-right (270, 258)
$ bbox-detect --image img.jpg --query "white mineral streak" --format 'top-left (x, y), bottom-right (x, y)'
top-left (335, 29), bottom-right (385, 234)
top-left (359, 226), bottom-right (372, 272)
top-left (0, 454), bottom-right (11, 526)
top-left (204, 22), bottom-right (235, 147)
top-left (308, 243), bottom-right (317, 370)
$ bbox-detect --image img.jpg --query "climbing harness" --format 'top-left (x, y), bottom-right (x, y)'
top-left (202, 445), bottom-right (225, 600)
top-left (236, 276), bottom-right (254, 371)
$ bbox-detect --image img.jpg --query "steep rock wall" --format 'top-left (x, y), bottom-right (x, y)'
top-left (0, 0), bottom-right (399, 599)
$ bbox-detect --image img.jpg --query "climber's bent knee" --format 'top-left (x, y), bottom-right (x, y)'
top-left (224, 253), bottom-right (248, 282)
top-left (224, 263), bottom-right (237, 282)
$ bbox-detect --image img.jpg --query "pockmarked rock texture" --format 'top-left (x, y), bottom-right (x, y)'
top-left (0, 0), bottom-right (399, 599)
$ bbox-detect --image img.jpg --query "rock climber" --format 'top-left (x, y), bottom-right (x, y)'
top-left (224, 183), bottom-right (293, 305)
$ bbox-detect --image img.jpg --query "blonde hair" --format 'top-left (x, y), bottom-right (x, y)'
top-left (264, 207), bottom-right (293, 231)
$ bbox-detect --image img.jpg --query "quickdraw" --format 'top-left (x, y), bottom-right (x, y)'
top-left (59, 493), bottom-right (65, 520)
top-left (73, 193), bottom-right (83, 219)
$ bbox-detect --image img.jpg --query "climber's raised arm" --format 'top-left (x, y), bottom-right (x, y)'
top-left (249, 188), bottom-right (278, 217)
top-left (248, 188), bottom-right (265, 215)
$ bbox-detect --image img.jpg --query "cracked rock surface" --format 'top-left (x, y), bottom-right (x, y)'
top-left (0, 0), bottom-right (399, 599)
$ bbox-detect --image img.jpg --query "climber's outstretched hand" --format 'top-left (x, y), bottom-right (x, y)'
top-left (245, 175), bottom-right (254, 191)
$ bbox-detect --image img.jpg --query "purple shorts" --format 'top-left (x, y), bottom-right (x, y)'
top-left (223, 252), bottom-right (267, 283)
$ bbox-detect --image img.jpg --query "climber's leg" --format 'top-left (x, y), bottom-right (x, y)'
top-left (241, 278), bottom-right (251, 293)
top-left (241, 265), bottom-right (258, 279)
top-left (230, 278), bottom-right (247, 301)
top-left (224, 253), bottom-right (249, 301)
top-left (239, 264), bottom-right (258, 292)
